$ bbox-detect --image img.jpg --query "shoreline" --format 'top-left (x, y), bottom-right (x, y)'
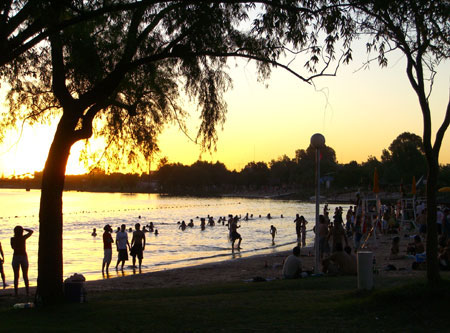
top-left (84, 232), bottom-right (429, 294)
top-left (1, 232), bottom-right (431, 301)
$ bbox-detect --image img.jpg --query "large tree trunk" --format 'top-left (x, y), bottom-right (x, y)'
top-left (37, 114), bottom-right (76, 304)
top-left (425, 157), bottom-right (440, 284)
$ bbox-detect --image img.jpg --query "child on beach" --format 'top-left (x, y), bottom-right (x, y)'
top-left (270, 225), bottom-right (277, 244)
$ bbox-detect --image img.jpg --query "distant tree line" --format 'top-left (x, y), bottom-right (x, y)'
top-left (4, 132), bottom-right (449, 197)
top-left (155, 132), bottom-right (450, 196)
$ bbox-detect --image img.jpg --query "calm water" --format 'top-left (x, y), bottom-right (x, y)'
top-left (0, 189), bottom-right (348, 288)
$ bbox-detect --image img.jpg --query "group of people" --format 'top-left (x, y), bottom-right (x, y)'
top-left (0, 226), bottom-right (33, 296)
top-left (281, 242), bottom-right (357, 279)
top-left (101, 222), bottom-right (147, 275)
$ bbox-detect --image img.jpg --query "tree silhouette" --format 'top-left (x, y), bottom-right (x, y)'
top-left (2, 2), bottom-right (346, 303)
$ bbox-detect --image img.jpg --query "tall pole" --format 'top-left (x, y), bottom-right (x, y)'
top-left (315, 146), bottom-right (321, 273)
top-left (311, 133), bottom-right (325, 274)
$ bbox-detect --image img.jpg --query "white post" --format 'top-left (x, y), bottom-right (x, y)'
top-left (311, 133), bottom-right (325, 274)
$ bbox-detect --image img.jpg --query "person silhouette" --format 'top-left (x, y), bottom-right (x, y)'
top-left (11, 226), bottom-right (33, 296)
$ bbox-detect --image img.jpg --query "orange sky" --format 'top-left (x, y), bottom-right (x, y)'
top-left (0, 45), bottom-right (449, 177)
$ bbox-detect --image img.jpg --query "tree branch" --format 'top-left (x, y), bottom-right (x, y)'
top-left (433, 99), bottom-right (450, 158)
top-left (49, 33), bottom-right (74, 108)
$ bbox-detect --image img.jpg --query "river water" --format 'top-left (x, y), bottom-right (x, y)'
top-left (0, 189), bottom-right (349, 288)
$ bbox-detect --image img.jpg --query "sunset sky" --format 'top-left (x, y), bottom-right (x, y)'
top-left (0, 43), bottom-right (449, 177)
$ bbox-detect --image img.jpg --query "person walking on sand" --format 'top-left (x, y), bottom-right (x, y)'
top-left (115, 224), bottom-right (130, 270)
top-left (102, 224), bottom-right (114, 275)
top-left (270, 225), bottom-right (277, 244)
top-left (130, 223), bottom-right (146, 271)
top-left (10, 226), bottom-right (33, 296)
top-left (0, 241), bottom-right (6, 289)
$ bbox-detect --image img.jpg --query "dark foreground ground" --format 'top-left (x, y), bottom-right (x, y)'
top-left (0, 275), bottom-right (449, 332)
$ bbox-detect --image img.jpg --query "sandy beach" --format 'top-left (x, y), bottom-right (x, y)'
top-left (0, 232), bottom-right (427, 301)
top-left (84, 233), bottom-right (425, 294)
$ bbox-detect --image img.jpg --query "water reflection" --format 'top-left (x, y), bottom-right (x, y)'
top-left (0, 189), bottom-right (349, 289)
top-left (231, 251), bottom-right (242, 259)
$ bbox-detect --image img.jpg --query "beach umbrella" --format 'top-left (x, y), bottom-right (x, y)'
top-left (438, 187), bottom-right (450, 192)
top-left (373, 168), bottom-right (380, 193)
top-left (412, 176), bottom-right (416, 195)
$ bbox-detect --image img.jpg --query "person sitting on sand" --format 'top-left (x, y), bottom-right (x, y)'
top-left (322, 243), bottom-right (357, 276)
top-left (270, 225), bottom-right (277, 244)
top-left (91, 228), bottom-right (97, 237)
top-left (282, 246), bottom-right (302, 279)
top-left (130, 223), bottom-right (146, 270)
top-left (188, 219), bottom-right (194, 227)
top-left (388, 236), bottom-right (405, 260)
top-left (229, 216), bottom-right (242, 250)
top-left (407, 235), bottom-right (425, 255)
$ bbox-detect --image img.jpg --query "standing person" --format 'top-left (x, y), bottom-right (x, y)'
top-left (345, 206), bottom-right (353, 234)
top-left (115, 224), bottom-right (130, 270)
top-left (229, 216), bottom-right (242, 250)
top-left (10, 226), bottom-right (33, 296)
top-left (294, 214), bottom-right (301, 239)
top-left (299, 216), bottom-right (308, 247)
top-left (353, 216), bottom-right (363, 251)
top-left (328, 220), bottom-right (348, 252)
top-left (318, 215), bottom-right (329, 259)
top-left (130, 223), bottom-right (146, 270)
top-left (0, 241), bottom-right (6, 289)
top-left (102, 224), bottom-right (114, 275)
top-left (270, 225), bottom-right (277, 244)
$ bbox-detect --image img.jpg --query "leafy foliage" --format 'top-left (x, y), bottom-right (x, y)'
top-left (1, 1), bottom-right (362, 172)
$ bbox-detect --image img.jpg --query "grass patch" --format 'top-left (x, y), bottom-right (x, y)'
top-left (0, 277), bottom-right (449, 332)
